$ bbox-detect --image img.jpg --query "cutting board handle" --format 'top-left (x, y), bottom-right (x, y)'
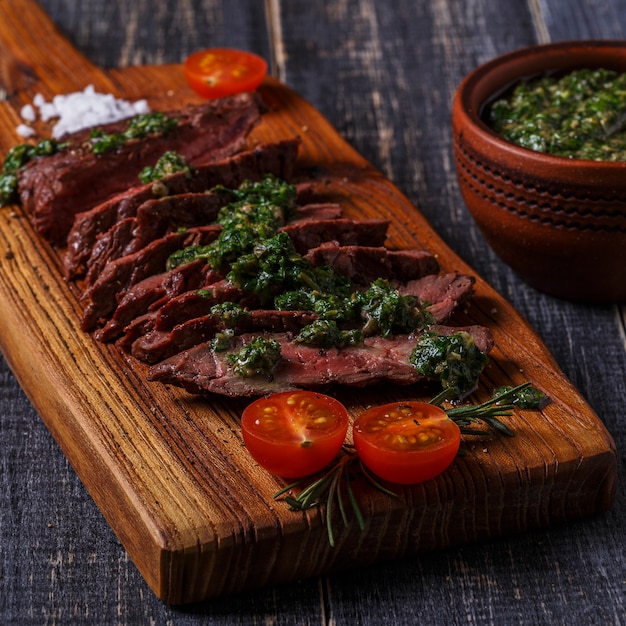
top-left (0, 0), bottom-right (113, 99)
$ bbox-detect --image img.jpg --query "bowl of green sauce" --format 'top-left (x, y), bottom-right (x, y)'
top-left (452, 40), bottom-right (626, 303)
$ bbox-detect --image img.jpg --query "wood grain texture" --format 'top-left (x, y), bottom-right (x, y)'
top-left (0, 0), bottom-right (617, 606)
top-left (1, 0), bottom-right (625, 623)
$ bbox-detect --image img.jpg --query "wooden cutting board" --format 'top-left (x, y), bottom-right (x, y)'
top-left (0, 0), bottom-right (616, 604)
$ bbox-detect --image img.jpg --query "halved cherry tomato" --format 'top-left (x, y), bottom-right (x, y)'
top-left (353, 402), bottom-right (460, 485)
top-left (184, 48), bottom-right (268, 99)
top-left (241, 390), bottom-right (349, 479)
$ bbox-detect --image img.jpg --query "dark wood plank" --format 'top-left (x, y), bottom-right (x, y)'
top-left (542, 0), bottom-right (626, 40)
top-left (29, 0), bottom-right (272, 68)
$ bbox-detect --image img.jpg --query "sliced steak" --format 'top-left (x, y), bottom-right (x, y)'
top-left (64, 138), bottom-right (300, 278)
top-left (83, 193), bottom-right (225, 286)
top-left (132, 192), bottom-right (226, 247)
top-left (400, 272), bottom-right (475, 323)
top-left (120, 269), bottom-right (473, 363)
top-left (94, 260), bottom-right (216, 342)
top-left (85, 198), bottom-right (347, 286)
top-left (147, 325), bottom-right (493, 397)
top-left (304, 242), bottom-right (440, 284)
top-left (152, 280), bottom-right (257, 332)
top-left (291, 203), bottom-right (343, 222)
top-left (19, 93), bottom-right (263, 244)
top-left (116, 312), bottom-right (160, 351)
top-left (114, 278), bottom-right (246, 349)
top-left (388, 250), bottom-right (440, 281)
top-left (82, 217), bottom-right (136, 287)
top-left (81, 232), bottom-right (189, 331)
top-left (132, 310), bottom-right (319, 364)
top-left (110, 264), bottom-right (471, 354)
top-left (280, 218), bottom-right (389, 254)
top-left (115, 277), bottom-right (258, 347)
top-left (80, 226), bottom-right (220, 331)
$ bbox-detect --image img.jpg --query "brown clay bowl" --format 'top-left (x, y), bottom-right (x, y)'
top-left (452, 40), bottom-right (626, 303)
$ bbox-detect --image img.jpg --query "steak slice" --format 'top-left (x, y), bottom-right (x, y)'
top-left (111, 265), bottom-right (473, 357)
top-left (83, 193), bottom-right (226, 286)
top-left (131, 192), bottom-right (225, 247)
top-left (116, 279), bottom-right (261, 350)
top-left (291, 203), bottom-right (343, 221)
top-left (80, 226), bottom-right (221, 331)
top-left (152, 280), bottom-right (256, 331)
top-left (132, 310), bottom-right (319, 364)
top-left (64, 138), bottom-right (300, 278)
top-left (122, 269), bottom-right (474, 363)
top-left (82, 217), bottom-right (136, 287)
top-left (304, 242), bottom-right (440, 284)
top-left (85, 199), bottom-right (349, 287)
top-left (94, 260), bottom-right (215, 342)
top-left (400, 272), bottom-right (475, 323)
top-left (147, 325), bottom-right (493, 397)
top-left (280, 218), bottom-right (389, 254)
top-left (19, 93), bottom-right (263, 244)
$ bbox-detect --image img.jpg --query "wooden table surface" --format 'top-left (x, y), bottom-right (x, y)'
top-left (1, 1), bottom-right (624, 624)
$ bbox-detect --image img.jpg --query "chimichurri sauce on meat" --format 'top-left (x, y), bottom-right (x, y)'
top-left (487, 68), bottom-right (626, 161)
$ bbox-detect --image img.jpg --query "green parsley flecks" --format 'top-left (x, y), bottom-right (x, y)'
top-left (487, 68), bottom-right (626, 161)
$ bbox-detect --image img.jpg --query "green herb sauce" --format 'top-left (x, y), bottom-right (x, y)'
top-left (171, 176), bottom-right (453, 344)
top-left (294, 320), bottom-right (364, 349)
top-left (0, 139), bottom-right (63, 206)
top-left (227, 336), bottom-right (282, 377)
top-left (166, 175), bottom-right (296, 273)
top-left (209, 301), bottom-right (249, 326)
top-left (354, 278), bottom-right (434, 337)
top-left (90, 112), bottom-right (178, 154)
top-left (492, 384), bottom-right (549, 409)
top-left (215, 175), bottom-right (298, 209)
top-left (410, 331), bottom-right (488, 398)
top-left (227, 232), bottom-right (311, 305)
top-left (211, 329), bottom-right (235, 352)
top-left (487, 68), bottom-right (626, 161)
top-left (139, 151), bottom-right (192, 184)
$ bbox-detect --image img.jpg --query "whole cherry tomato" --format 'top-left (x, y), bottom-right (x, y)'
top-left (241, 390), bottom-right (349, 478)
top-left (353, 401), bottom-right (460, 484)
top-left (184, 48), bottom-right (268, 99)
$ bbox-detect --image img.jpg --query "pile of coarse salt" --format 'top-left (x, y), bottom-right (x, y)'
top-left (16, 85), bottom-right (150, 139)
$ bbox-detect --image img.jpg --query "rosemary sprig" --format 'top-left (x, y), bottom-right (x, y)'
top-left (274, 382), bottom-right (548, 546)
top-left (274, 446), bottom-right (397, 547)
top-left (433, 382), bottom-right (548, 437)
